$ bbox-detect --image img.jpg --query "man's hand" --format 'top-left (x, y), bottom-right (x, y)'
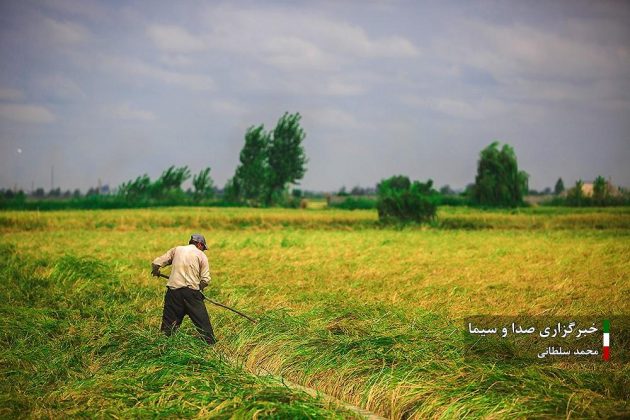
top-left (151, 264), bottom-right (161, 277)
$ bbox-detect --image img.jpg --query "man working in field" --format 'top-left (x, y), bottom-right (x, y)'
top-left (151, 234), bottom-right (216, 345)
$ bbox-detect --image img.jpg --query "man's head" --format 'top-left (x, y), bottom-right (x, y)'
top-left (189, 233), bottom-right (208, 251)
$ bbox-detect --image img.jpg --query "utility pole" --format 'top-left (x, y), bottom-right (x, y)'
top-left (51, 165), bottom-right (54, 191)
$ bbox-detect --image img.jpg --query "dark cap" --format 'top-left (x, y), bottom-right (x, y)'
top-left (190, 233), bottom-right (208, 250)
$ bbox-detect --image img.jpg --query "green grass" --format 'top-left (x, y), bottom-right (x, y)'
top-left (1, 207), bottom-right (629, 418)
top-left (1, 206), bottom-right (629, 232)
top-left (0, 244), bottom-right (356, 418)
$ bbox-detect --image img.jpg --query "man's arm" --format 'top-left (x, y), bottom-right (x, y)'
top-left (151, 248), bottom-right (175, 277)
top-left (199, 254), bottom-right (211, 290)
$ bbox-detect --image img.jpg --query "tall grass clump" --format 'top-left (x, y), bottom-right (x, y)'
top-left (0, 245), bottom-right (355, 418)
top-left (220, 300), bottom-right (629, 418)
top-left (376, 176), bottom-right (437, 224)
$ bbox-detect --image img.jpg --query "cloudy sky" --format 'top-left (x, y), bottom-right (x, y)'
top-left (1, 0), bottom-right (629, 192)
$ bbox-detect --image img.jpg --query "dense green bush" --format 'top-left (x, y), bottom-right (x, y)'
top-left (546, 195), bottom-right (630, 207)
top-left (328, 197), bottom-right (377, 210)
top-left (472, 141), bottom-right (528, 207)
top-left (434, 194), bottom-right (472, 206)
top-left (376, 175), bottom-right (437, 223)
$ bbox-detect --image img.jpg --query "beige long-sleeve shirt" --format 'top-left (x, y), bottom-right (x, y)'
top-left (152, 244), bottom-right (210, 290)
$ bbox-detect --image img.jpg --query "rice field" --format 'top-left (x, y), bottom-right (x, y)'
top-left (1, 206), bottom-right (629, 418)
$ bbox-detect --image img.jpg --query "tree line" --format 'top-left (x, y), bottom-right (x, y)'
top-left (358, 141), bottom-right (628, 223)
top-left (0, 112), bottom-right (308, 210)
top-left (1, 114), bottom-right (628, 215)
top-left (117, 166), bottom-right (215, 203)
top-left (373, 141), bottom-right (528, 223)
top-left (115, 112), bottom-right (307, 207)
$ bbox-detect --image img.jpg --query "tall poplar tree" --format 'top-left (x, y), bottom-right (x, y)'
top-left (472, 141), bottom-right (528, 207)
top-left (266, 112), bottom-right (307, 205)
top-left (232, 125), bottom-right (270, 205)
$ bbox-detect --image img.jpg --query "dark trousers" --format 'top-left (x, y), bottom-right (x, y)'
top-left (161, 287), bottom-right (216, 344)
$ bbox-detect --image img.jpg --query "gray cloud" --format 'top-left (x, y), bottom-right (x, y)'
top-left (0, 0), bottom-right (628, 193)
top-left (97, 55), bottom-right (215, 91)
top-left (106, 103), bottom-right (156, 121)
top-left (147, 24), bottom-right (206, 53)
top-left (201, 5), bottom-right (419, 63)
top-left (0, 87), bottom-right (24, 101)
top-left (42, 17), bottom-right (91, 45)
top-left (0, 104), bottom-right (56, 124)
top-left (34, 74), bottom-right (86, 101)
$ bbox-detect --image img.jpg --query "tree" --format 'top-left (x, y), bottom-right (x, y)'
top-left (593, 175), bottom-right (608, 204)
top-left (222, 178), bottom-right (241, 203)
top-left (566, 180), bottom-right (584, 206)
top-left (440, 185), bottom-right (455, 195)
top-left (266, 112), bottom-right (307, 205)
top-left (232, 125), bottom-right (271, 205)
top-left (86, 187), bottom-right (100, 196)
top-left (192, 167), bottom-right (215, 200)
top-left (554, 178), bottom-right (565, 195)
top-left (351, 186), bottom-right (367, 196)
top-left (118, 166), bottom-right (190, 202)
top-left (152, 166), bottom-right (190, 199)
top-left (472, 141), bottom-right (529, 207)
top-left (228, 112), bottom-right (307, 206)
top-left (377, 175), bottom-right (437, 224)
top-left (119, 174), bottom-right (151, 200)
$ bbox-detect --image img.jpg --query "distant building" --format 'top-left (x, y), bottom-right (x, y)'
top-left (581, 182), bottom-right (594, 197)
top-left (566, 179), bottom-right (620, 197)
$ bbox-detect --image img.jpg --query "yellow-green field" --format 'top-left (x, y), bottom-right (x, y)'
top-left (1, 207), bottom-right (629, 418)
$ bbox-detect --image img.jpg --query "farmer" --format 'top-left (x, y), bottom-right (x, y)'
top-left (151, 233), bottom-right (216, 345)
